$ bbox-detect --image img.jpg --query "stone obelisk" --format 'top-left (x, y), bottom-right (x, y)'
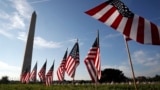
top-left (20, 11), bottom-right (37, 82)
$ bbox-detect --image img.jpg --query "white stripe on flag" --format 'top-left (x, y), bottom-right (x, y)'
top-left (105, 10), bottom-right (119, 26)
top-left (93, 5), bottom-right (113, 20)
top-left (117, 17), bottom-right (128, 33)
top-left (130, 15), bottom-right (139, 40)
top-left (144, 19), bottom-right (152, 44)
top-left (86, 60), bottom-right (97, 81)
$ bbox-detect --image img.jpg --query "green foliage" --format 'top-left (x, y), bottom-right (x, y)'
top-left (100, 68), bottom-right (128, 83)
top-left (0, 76), bottom-right (9, 84)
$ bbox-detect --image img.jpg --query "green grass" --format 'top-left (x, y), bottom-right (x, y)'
top-left (0, 83), bottom-right (160, 90)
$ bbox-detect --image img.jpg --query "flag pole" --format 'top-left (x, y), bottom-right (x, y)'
top-left (63, 70), bottom-right (65, 83)
top-left (63, 48), bottom-right (68, 83)
top-left (123, 36), bottom-right (137, 90)
top-left (72, 70), bottom-right (76, 85)
top-left (94, 30), bottom-right (99, 90)
top-left (94, 70), bottom-right (98, 90)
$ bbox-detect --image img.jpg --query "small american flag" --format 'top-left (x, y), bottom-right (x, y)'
top-left (38, 60), bottom-right (47, 83)
top-left (30, 62), bottom-right (37, 82)
top-left (46, 60), bottom-right (54, 86)
top-left (65, 41), bottom-right (80, 78)
top-left (84, 31), bottom-right (101, 82)
top-left (24, 72), bottom-right (30, 84)
top-left (20, 68), bottom-right (30, 83)
top-left (85, 0), bottom-right (160, 45)
top-left (57, 49), bottom-right (67, 81)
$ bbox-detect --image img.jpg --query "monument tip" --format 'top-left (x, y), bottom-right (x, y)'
top-left (32, 11), bottom-right (37, 16)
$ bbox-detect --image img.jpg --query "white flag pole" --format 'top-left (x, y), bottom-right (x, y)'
top-left (123, 36), bottom-right (137, 90)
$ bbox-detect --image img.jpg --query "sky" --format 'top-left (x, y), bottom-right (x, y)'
top-left (0, 0), bottom-right (160, 81)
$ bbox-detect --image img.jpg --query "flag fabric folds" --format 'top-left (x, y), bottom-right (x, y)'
top-left (20, 68), bottom-right (30, 83)
top-left (85, 0), bottom-right (160, 45)
top-left (84, 31), bottom-right (101, 82)
top-left (38, 60), bottom-right (47, 83)
top-left (46, 60), bottom-right (55, 86)
top-left (57, 49), bottom-right (68, 81)
top-left (65, 41), bottom-right (80, 78)
top-left (30, 62), bottom-right (37, 82)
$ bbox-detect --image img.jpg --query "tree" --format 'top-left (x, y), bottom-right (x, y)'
top-left (136, 76), bottom-right (147, 82)
top-left (99, 68), bottom-right (128, 83)
top-left (152, 75), bottom-right (160, 82)
top-left (0, 76), bottom-right (9, 84)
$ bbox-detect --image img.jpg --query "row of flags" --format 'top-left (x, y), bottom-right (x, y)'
top-left (57, 32), bottom-right (101, 83)
top-left (57, 33), bottom-right (101, 83)
top-left (21, 60), bottom-right (55, 86)
top-left (20, 31), bottom-right (101, 85)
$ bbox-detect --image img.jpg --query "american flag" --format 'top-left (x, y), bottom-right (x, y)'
top-left (85, 0), bottom-right (160, 45)
top-left (24, 72), bottom-right (30, 84)
top-left (84, 31), bottom-right (101, 82)
top-left (38, 60), bottom-right (47, 83)
top-left (20, 68), bottom-right (30, 83)
top-left (57, 49), bottom-right (68, 81)
top-left (65, 41), bottom-right (79, 78)
top-left (46, 60), bottom-right (54, 86)
top-left (30, 62), bottom-right (37, 82)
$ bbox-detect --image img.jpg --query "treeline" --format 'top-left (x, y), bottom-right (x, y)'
top-left (1, 68), bottom-right (160, 84)
top-left (99, 68), bottom-right (160, 83)
top-left (136, 75), bottom-right (160, 82)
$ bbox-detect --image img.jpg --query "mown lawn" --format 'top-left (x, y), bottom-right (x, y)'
top-left (0, 83), bottom-right (160, 90)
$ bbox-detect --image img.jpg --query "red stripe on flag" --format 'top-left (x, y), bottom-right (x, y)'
top-left (111, 14), bottom-right (123, 29)
top-left (57, 67), bottom-right (65, 81)
top-left (95, 48), bottom-right (101, 79)
top-left (66, 59), bottom-right (74, 75)
top-left (84, 60), bottom-right (97, 82)
top-left (123, 18), bottom-right (133, 36)
top-left (57, 70), bottom-right (62, 81)
top-left (99, 7), bottom-right (116, 22)
top-left (85, 2), bottom-right (108, 16)
top-left (137, 16), bottom-right (144, 43)
top-left (151, 23), bottom-right (160, 44)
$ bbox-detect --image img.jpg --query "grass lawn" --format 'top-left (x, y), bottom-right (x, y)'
top-left (0, 83), bottom-right (160, 90)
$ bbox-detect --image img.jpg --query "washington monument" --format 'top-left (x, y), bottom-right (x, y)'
top-left (20, 11), bottom-right (37, 83)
